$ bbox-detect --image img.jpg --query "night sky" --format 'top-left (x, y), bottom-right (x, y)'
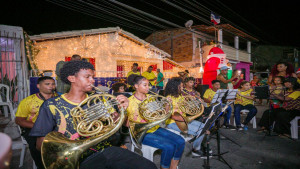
top-left (2, 0), bottom-right (299, 47)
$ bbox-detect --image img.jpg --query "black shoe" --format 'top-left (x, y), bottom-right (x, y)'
top-left (192, 149), bottom-right (204, 157)
top-left (236, 126), bottom-right (243, 131)
top-left (224, 124), bottom-right (236, 130)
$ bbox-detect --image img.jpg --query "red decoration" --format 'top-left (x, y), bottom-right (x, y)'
top-left (65, 57), bottom-right (96, 69)
top-left (163, 61), bottom-right (174, 70)
top-left (150, 64), bottom-right (157, 71)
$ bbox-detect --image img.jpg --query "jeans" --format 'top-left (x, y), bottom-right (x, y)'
top-left (222, 104), bottom-right (232, 125)
top-left (167, 120), bottom-right (205, 151)
top-left (234, 104), bottom-right (257, 126)
top-left (22, 128), bottom-right (44, 169)
top-left (80, 146), bottom-right (157, 169)
top-left (142, 128), bottom-right (185, 168)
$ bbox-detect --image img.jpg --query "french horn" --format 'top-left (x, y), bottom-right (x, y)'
top-left (41, 85), bottom-right (126, 169)
top-left (173, 90), bottom-right (205, 133)
top-left (129, 90), bottom-right (173, 147)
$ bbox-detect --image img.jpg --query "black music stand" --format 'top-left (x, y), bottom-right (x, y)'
top-left (192, 102), bottom-right (234, 169)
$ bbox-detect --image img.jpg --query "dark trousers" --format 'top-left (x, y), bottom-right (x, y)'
top-left (22, 128), bottom-right (44, 169)
top-left (258, 109), bottom-right (277, 129)
top-left (273, 108), bottom-right (300, 135)
top-left (234, 104), bottom-right (257, 126)
top-left (79, 146), bottom-right (157, 169)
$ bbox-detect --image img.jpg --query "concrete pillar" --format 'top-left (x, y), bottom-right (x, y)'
top-left (247, 41), bottom-right (251, 62)
top-left (234, 36), bottom-right (239, 60)
top-left (218, 29), bottom-right (223, 48)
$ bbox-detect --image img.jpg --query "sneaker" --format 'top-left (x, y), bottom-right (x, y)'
top-left (192, 149), bottom-right (204, 157)
top-left (236, 126), bottom-right (243, 131)
top-left (243, 125), bottom-right (248, 131)
top-left (225, 124), bottom-right (236, 130)
top-left (201, 146), bottom-right (213, 154)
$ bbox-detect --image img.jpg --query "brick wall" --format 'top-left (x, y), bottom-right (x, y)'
top-left (145, 28), bottom-right (194, 62)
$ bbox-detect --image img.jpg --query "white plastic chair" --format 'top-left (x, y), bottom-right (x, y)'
top-left (0, 84), bottom-right (14, 119)
top-left (166, 128), bottom-right (192, 142)
top-left (11, 108), bottom-right (37, 169)
top-left (290, 116), bottom-right (300, 139)
top-left (128, 128), bottom-right (159, 162)
top-left (233, 109), bottom-right (257, 128)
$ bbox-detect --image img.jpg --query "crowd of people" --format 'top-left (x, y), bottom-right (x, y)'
top-left (14, 56), bottom-right (300, 169)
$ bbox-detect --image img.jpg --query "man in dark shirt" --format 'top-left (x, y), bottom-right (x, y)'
top-left (30, 60), bottom-right (156, 169)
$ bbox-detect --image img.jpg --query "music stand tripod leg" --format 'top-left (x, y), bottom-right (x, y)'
top-left (203, 131), bottom-right (211, 169)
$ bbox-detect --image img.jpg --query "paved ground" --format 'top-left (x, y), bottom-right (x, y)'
top-left (1, 101), bottom-right (300, 169)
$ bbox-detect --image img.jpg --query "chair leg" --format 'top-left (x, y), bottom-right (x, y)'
top-left (252, 117), bottom-right (257, 129)
top-left (3, 106), bottom-right (9, 118)
top-left (19, 144), bottom-right (26, 167)
top-left (290, 118), bottom-right (298, 139)
top-left (8, 103), bottom-right (14, 121)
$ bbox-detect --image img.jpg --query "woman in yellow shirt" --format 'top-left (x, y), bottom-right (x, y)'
top-left (127, 75), bottom-right (185, 169)
top-left (234, 81), bottom-right (257, 131)
top-left (164, 77), bottom-right (207, 157)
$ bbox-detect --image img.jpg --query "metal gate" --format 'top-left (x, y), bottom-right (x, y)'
top-left (0, 25), bottom-right (29, 107)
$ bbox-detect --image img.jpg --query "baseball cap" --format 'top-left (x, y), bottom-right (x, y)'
top-left (220, 66), bottom-right (229, 70)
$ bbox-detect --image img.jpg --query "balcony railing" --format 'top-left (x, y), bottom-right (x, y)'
top-left (222, 45), bottom-right (251, 62)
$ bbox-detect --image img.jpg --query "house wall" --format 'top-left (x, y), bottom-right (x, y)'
top-left (34, 33), bottom-right (163, 77)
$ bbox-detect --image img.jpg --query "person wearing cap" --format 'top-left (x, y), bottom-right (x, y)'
top-left (296, 68), bottom-right (300, 85)
top-left (216, 66), bottom-right (238, 89)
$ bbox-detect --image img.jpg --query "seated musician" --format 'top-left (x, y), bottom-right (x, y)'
top-left (182, 77), bottom-right (202, 101)
top-left (112, 82), bottom-right (127, 93)
top-left (126, 74), bottom-right (185, 169)
top-left (233, 81), bottom-right (257, 131)
top-left (203, 80), bottom-right (234, 129)
top-left (258, 76), bottom-right (285, 131)
top-left (15, 76), bottom-right (56, 169)
top-left (164, 77), bottom-right (209, 158)
top-left (272, 77), bottom-right (300, 137)
top-left (29, 61), bottom-right (156, 169)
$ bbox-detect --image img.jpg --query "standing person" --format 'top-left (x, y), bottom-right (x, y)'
top-left (203, 80), bottom-right (234, 129)
top-left (217, 66), bottom-right (238, 89)
top-left (126, 63), bottom-right (141, 92)
top-left (142, 66), bottom-right (157, 89)
top-left (155, 68), bottom-right (164, 91)
top-left (30, 61), bottom-right (156, 169)
top-left (234, 81), bottom-right (257, 131)
top-left (164, 77), bottom-right (209, 158)
top-left (250, 75), bottom-right (260, 88)
top-left (55, 54), bottom-right (81, 94)
top-left (232, 70), bottom-right (244, 89)
top-left (15, 76), bottom-right (57, 169)
top-left (267, 62), bottom-right (296, 85)
top-left (127, 74), bottom-right (185, 169)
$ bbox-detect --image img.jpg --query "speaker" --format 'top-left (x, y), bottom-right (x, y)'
top-left (254, 86), bottom-right (270, 99)
top-left (196, 84), bottom-right (209, 99)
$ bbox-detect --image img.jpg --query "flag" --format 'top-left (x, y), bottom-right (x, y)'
top-left (211, 12), bottom-right (220, 25)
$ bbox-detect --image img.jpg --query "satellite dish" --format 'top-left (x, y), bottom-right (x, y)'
top-left (185, 20), bottom-right (193, 29)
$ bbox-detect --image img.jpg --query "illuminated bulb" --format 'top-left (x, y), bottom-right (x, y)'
top-left (199, 67), bottom-right (204, 73)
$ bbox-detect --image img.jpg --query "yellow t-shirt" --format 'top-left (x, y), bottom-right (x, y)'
top-left (235, 89), bottom-right (254, 106)
top-left (127, 71), bottom-right (141, 77)
top-left (165, 95), bottom-right (186, 125)
top-left (288, 90), bottom-right (300, 100)
top-left (127, 94), bottom-right (159, 133)
top-left (15, 94), bottom-right (44, 123)
top-left (203, 88), bottom-right (217, 107)
top-left (142, 71), bottom-right (156, 86)
top-left (297, 78), bottom-right (300, 85)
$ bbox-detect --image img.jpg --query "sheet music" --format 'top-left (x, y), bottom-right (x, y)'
top-left (211, 89), bottom-right (238, 104)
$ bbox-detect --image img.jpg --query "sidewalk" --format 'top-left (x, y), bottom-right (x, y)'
top-left (1, 101), bottom-right (299, 169)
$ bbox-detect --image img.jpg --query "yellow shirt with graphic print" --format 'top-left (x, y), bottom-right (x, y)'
top-left (16, 94), bottom-right (44, 123)
top-left (127, 71), bottom-right (141, 77)
top-left (165, 95), bottom-right (186, 125)
top-left (235, 89), bottom-right (254, 106)
top-left (127, 94), bottom-right (159, 133)
top-left (203, 88), bottom-right (217, 107)
top-left (142, 71), bottom-right (156, 86)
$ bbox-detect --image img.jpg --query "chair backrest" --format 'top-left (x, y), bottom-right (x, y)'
top-left (0, 84), bottom-right (10, 102)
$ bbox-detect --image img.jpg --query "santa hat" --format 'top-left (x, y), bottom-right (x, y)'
top-left (296, 68), bottom-right (300, 74)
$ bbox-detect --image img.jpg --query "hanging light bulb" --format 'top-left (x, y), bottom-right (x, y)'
top-left (199, 66), bottom-right (204, 73)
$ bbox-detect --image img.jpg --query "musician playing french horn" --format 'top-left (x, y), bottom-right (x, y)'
top-left (164, 77), bottom-right (209, 158)
top-left (126, 74), bottom-right (185, 169)
top-left (30, 61), bottom-right (156, 169)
